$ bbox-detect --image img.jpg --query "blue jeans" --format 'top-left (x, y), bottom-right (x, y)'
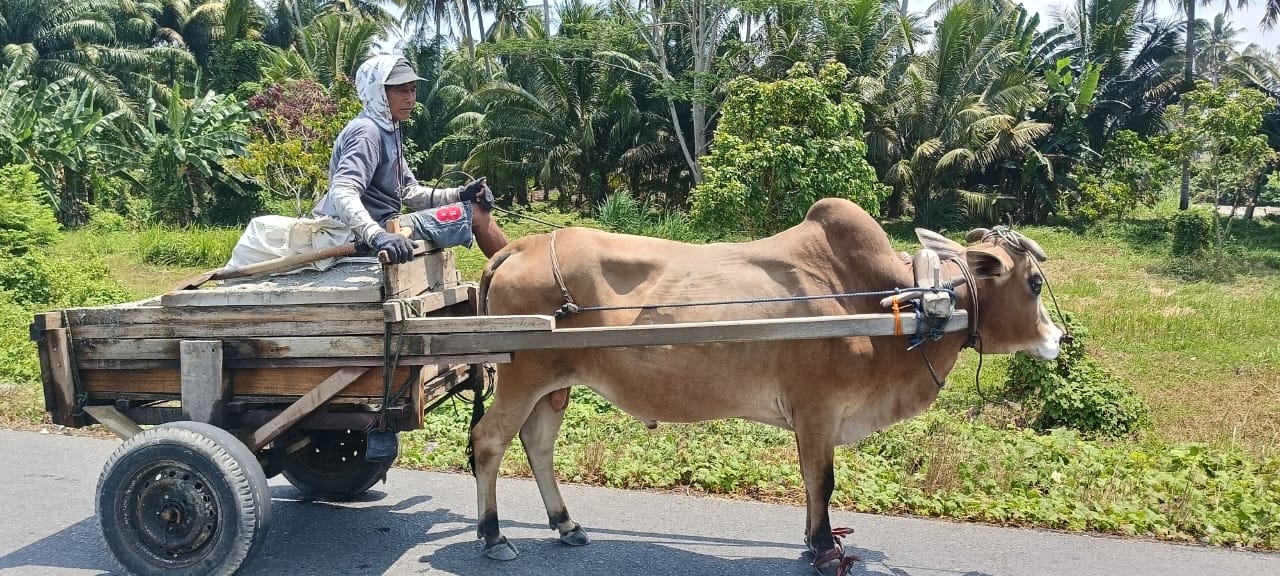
top-left (397, 202), bottom-right (474, 249)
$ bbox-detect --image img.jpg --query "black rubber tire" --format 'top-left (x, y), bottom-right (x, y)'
top-left (96, 422), bottom-right (272, 576)
top-left (282, 429), bottom-right (392, 501)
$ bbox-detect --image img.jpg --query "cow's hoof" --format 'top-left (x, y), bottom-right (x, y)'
top-left (483, 536), bottom-right (519, 561)
top-left (558, 524), bottom-right (591, 546)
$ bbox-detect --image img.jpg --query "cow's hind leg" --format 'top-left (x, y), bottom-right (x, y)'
top-left (797, 429), bottom-right (856, 576)
top-left (520, 388), bottom-right (590, 546)
top-left (471, 377), bottom-right (542, 561)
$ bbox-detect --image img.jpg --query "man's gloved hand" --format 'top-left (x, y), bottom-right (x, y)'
top-left (459, 177), bottom-right (494, 210)
top-left (370, 230), bottom-right (415, 264)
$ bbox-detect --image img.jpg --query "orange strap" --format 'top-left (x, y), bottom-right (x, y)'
top-left (892, 296), bottom-right (903, 336)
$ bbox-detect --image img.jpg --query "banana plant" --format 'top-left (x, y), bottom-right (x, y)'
top-left (0, 55), bottom-right (144, 222)
top-left (139, 82), bottom-right (256, 223)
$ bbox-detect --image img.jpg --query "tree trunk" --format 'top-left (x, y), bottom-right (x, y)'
top-left (647, 0), bottom-right (704, 184)
top-left (543, 0), bottom-right (550, 35)
top-left (1178, 0), bottom-right (1196, 211)
top-left (460, 0), bottom-right (475, 60)
top-left (690, 0), bottom-right (710, 161)
top-left (476, 0), bottom-right (491, 76)
top-left (435, 8), bottom-right (442, 44)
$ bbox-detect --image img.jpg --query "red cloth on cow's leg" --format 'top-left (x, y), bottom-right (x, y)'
top-left (813, 546), bottom-right (859, 576)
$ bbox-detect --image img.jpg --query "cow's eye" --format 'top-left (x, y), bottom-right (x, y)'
top-left (1029, 274), bottom-right (1043, 297)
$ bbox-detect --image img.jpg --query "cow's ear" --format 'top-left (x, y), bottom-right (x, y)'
top-left (966, 246), bottom-right (1014, 279)
top-left (915, 229), bottom-right (964, 261)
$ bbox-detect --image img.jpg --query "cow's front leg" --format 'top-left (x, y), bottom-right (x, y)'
top-left (796, 428), bottom-right (855, 576)
top-left (520, 388), bottom-right (590, 546)
top-left (472, 381), bottom-right (540, 561)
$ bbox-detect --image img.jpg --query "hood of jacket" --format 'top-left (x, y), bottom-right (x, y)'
top-left (353, 54), bottom-right (402, 132)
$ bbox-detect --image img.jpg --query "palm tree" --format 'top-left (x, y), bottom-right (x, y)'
top-left (403, 0), bottom-right (456, 42)
top-left (464, 26), bottom-right (644, 207)
top-left (0, 0), bottom-right (193, 117)
top-left (298, 12), bottom-right (380, 85)
top-left (1196, 12), bottom-right (1243, 85)
top-left (875, 0), bottom-right (1051, 225)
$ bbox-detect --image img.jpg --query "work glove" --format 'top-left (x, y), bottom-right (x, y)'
top-left (370, 230), bottom-right (415, 264)
top-left (459, 177), bottom-right (494, 210)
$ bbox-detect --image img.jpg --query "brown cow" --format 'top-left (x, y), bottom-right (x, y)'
top-left (471, 198), bottom-right (1063, 575)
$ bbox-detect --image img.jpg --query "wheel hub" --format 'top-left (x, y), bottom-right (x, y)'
top-left (126, 462), bottom-right (218, 565)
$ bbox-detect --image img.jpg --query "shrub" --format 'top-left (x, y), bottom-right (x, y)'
top-left (0, 254), bottom-right (54, 305)
top-left (232, 80), bottom-right (358, 217)
top-left (0, 164), bottom-right (61, 255)
top-left (690, 62), bottom-right (890, 238)
top-left (85, 205), bottom-right (130, 233)
top-left (0, 294), bottom-right (40, 387)
top-left (1170, 209), bottom-right (1214, 256)
top-left (1006, 312), bottom-right (1149, 436)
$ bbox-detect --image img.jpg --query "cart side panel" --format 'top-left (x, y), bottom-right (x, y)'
top-left (80, 366), bottom-right (415, 398)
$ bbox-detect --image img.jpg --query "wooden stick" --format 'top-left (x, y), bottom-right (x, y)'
top-left (427, 312), bottom-right (970, 355)
top-left (83, 405), bottom-right (143, 440)
top-left (243, 367), bottom-right (370, 451)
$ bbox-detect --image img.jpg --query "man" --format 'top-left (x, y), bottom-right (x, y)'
top-left (313, 54), bottom-right (509, 263)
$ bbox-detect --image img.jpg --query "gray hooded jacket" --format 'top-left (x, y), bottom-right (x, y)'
top-left (312, 54), bottom-right (462, 244)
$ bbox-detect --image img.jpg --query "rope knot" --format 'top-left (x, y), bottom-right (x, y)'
top-left (554, 302), bottom-right (580, 319)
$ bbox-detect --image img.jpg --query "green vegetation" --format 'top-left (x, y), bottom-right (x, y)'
top-left (689, 62), bottom-right (889, 237)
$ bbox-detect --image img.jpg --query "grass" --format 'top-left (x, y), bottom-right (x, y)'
top-left (52, 229), bottom-right (210, 300)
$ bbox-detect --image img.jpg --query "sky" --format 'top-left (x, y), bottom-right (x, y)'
top-left (379, 1), bottom-right (1278, 54)
top-left (1014, 0), bottom-right (1278, 50)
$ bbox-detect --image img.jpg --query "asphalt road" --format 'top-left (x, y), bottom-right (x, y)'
top-left (1, 429), bottom-right (1276, 576)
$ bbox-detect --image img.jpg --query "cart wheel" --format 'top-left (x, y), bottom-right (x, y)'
top-left (282, 429), bottom-right (392, 501)
top-left (96, 421), bottom-right (271, 576)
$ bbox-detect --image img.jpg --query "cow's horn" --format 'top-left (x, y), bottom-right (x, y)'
top-left (1013, 232), bottom-right (1048, 262)
top-left (966, 228), bottom-right (991, 243)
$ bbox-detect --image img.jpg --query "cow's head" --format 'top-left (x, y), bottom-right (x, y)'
top-left (917, 227), bottom-right (1063, 360)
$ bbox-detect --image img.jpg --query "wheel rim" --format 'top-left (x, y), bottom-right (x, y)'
top-left (122, 460), bottom-right (220, 568)
top-left (293, 430), bottom-right (368, 478)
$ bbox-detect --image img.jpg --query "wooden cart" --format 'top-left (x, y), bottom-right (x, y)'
top-left (29, 242), bottom-right (968, 576)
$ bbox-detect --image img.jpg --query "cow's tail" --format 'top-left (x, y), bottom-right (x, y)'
top-left (476, 248), bottom-right (513, 316)
top-left (467, 248), bottom-right (513, 474)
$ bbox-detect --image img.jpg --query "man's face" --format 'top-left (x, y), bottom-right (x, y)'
top-left (385, 81), bottom-right (417, 122)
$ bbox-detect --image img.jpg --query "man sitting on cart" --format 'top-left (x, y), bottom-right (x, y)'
top-left (313, 54), bottom-right (509, 264)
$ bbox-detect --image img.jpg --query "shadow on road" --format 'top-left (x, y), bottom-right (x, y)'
top-left (0, 485), bottom-right (993, 576)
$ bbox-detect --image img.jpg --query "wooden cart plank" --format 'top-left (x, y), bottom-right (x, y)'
top-left (80, 366), bottom-right (417, 397)
top-left (66, 306), bottom-right (514, 342)
top-left (76, 336), bottom-right (430, 360)
top-left (426, 311), bottom-right (970, 355)
top-left (383, 285), bottom-right (472, 321)
top-left (160, 286), bottom-right (384, 307)
top-left (70, 320), bottom-right (388, 339)
top-left (77, 354), bottom-right (509, 369)
top-left (62, 303), bottom-right (387, 326)
top-left (243, 367), bottom-right (370, 451)
top-left (398, 315), bottom-right (554, 333)
top-left (384, 249), bottom-right (457, 299)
